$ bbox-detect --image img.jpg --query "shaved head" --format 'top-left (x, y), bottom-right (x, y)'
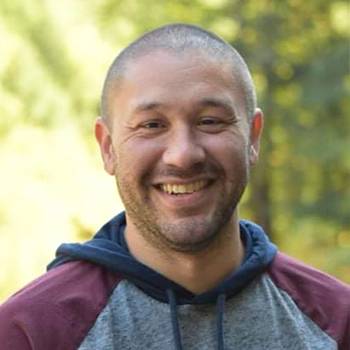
top-left (101, 23), bottom-right (257, 125)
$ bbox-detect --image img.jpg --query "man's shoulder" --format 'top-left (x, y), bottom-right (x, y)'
top-left (267, 251), bottom-right (349, 298)
top-left (266, 251), bottom-right (350, 349)
top-left (0, 261), bottom-right (122, 350)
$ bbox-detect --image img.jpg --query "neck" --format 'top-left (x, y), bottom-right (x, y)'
top-left (124, 215), bottom-right (244, 294)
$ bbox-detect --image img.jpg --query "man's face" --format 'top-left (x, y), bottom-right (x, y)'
top-left (96, 49), bottom-right (262, 253)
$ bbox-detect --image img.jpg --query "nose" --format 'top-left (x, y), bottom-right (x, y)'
top-left (162, 127), bottom-right (206, 169)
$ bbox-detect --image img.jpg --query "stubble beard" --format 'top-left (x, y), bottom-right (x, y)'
top-left (114, 156), bottom-right (249, 254)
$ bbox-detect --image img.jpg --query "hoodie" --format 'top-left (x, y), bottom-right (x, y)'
top-left (0, 212), bottom-right (349, 350)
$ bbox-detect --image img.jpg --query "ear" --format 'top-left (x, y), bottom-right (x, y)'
top-left (95, 117), bottom-right (116, 175)
top-left (249, 108), bottom-right (263, 166)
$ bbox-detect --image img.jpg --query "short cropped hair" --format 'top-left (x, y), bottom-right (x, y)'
top-left (101, 23), bottom-right (257, 124)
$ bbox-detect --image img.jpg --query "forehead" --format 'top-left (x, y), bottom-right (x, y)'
top-left (126, 48), bottom-right (233, 88)
top-left (109, 49), bottom-right (245, 122)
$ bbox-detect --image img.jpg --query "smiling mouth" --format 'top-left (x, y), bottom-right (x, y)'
top-left (157, 180), bottom-right (210, 195)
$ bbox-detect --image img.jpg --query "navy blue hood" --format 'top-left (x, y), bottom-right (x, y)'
top-left (48, 212), bottom-right (277, 305)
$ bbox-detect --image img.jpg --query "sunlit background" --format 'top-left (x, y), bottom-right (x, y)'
top-left (0, 0), bottom-right (349, 303)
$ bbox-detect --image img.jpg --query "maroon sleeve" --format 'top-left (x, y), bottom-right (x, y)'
top-left (0, 261), bottom-right (121, 350)
top-left (267, 252), bottom-right (350, 350)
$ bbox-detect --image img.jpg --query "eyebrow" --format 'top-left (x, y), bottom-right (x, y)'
top-left (198, 97), bottom-right (237, 116)
top-left (133, 102), bottom-right (163, 114)
top-left (132, 97), bottom-right (237, 116)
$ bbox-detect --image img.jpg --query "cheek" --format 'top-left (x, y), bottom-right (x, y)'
top-left (202, 133), bottom-right (249, 170)
top-left (115, 139), bottom-right (163, 178)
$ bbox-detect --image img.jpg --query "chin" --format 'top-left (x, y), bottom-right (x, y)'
top-left (157, 214), bottom-right (233, 253)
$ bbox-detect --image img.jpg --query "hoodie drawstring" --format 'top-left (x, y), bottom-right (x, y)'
top-left (217, 293), bottom-right (226, 350)
top-left (167, 289), bottom-right (184, 350)
top-left (166, 289), bottom-right (227, 350)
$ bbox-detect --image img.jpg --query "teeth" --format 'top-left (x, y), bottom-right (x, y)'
top-left (160, 181), bottom-right (206, 194)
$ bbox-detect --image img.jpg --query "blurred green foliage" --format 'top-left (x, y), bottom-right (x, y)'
top-left (0, 0), bottom-right (349, 302)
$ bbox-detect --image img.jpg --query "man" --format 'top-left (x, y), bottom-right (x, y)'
top-left (0, 23), bottom-right (349, 350)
